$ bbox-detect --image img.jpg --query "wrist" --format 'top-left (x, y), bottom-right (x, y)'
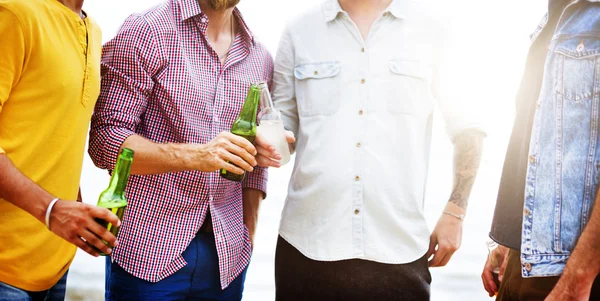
top-left (167, 143), bottom-right (197, 171)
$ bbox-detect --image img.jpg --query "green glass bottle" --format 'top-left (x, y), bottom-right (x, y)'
top-left (220, 84), bottom-right (260, 182)
top-left (96, 148), bottom-right (134, 256)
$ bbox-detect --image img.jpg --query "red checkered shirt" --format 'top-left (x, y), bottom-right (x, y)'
top-left (89, 0), bottom-right (272, 289)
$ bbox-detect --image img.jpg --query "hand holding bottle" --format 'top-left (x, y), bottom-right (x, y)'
top-left (482, 241), bottom-right (509, 297)
top-left (255, 130), bottom-right (295, 168)
top-left (49, 200), bottom-right (120, 257)
top-left (198, 132), bottom-right (258, 176)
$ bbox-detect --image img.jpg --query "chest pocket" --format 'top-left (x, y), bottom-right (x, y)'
top-left (555, 37), bottom-right (600, 103)
top-left (386, 60), bottom-right (433, 117)
top-left (294, 61), bottom-right (341, 117)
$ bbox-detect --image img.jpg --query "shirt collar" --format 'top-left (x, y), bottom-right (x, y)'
top-left (178, 0), bottom-right (255, 45)
top-left (180, 0), bottom-right (203, 21)
top-left (322, 0), bottom-right (413, 23)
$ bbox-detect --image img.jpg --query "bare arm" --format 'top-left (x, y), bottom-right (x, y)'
top-left (428, 129), bottom-right (485, 267)
top-left (242, 188), bottom-right (264, 246)
top-left (449, 128), bottom-right (486, 211)
top-left (0, 154), bottom-right (119, 256)
top-left (119, 133), bottom-right (257, 176)
top-left (546, 191), bottom-right (600, 301)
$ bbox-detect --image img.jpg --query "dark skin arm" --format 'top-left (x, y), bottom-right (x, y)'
top-left (0, 154), bottom-right (119, 257)
top-left (545, 189), bottom-right (600, 301)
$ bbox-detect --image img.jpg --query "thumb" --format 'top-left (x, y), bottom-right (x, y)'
top-left (427, 234), bottom-right (437, 259)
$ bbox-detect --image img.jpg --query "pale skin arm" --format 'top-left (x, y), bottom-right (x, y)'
top-left (120, 132), bottom-right (258, 175)
top-left (0, 154), bottom-right (120, 257)
top-left (428, 129), bottom-right (485, 267)
top-left (545, 190), bottom-right (600, 301)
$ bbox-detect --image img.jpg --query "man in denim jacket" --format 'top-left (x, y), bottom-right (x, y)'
top-left (482, 1), bottom-right (600, 300)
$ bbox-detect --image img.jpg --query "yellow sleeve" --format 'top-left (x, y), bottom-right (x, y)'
top-left (0, 7), bottom-right (26, 154)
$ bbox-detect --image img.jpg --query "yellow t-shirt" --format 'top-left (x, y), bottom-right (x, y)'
top-left (0, 0), bottom-right (101, 291)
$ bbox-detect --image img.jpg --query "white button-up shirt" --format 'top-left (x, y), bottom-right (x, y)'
top-left (273, 0), bottom-right (481, 264)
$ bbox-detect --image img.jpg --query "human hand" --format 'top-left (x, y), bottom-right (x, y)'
top-left (482, 244), bottom-right (509, 297)
top-left (254, 130), bottom-right (295, 168)
top-left (49, 200), bottom-right (120, 257)
top-left (427, 210), bottom-right (464, 267)
top-left (192, 132), bottom-right (257, 174)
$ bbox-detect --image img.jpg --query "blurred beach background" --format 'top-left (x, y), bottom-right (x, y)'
top-left (67, 0), bottom-right (546, 300)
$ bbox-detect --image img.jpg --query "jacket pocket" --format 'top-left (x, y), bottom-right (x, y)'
top-left (555, 37), bottom-right (600, 103)
top-left (386, 60), bottom-right (433, 117)
top-left (294, 61), bottom-right (341, 117)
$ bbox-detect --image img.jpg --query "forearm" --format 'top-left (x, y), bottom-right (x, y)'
top-left (448, 129), bottom-right (485, 212)
top-left (560, 193), bottom-right (600, 287)
top-left (0, 154), bottom-right (55, 222)
top-left (120, 134), bottom-right (196, 175)
top-left (242, 188), bottom-right (264, 234)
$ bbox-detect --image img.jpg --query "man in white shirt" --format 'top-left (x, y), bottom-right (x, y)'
top-left (269, 0), bottom-right (485, 299)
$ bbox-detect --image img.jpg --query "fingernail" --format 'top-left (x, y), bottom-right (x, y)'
top-left (117, 220), bottom-right (121, 227)
top-left (114, 240), bottom-right (119, 247)
top-left (107, 248), bottom-right (113, 254)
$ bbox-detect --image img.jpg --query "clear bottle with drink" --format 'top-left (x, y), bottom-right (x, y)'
top-left (96, 148), bottom-right (134, 256)
top-left (257, 82), bottom-right (291, 166)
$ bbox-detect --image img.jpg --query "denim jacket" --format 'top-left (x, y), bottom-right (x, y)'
top-left (522, 0), bottom-right (600, 278)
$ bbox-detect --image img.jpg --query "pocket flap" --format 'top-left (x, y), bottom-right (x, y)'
top-left (554, 37), bottom-right (600, 59)
top-left (294, 62), bottom-right (341, 80)
top-left (389, 60), bottom-right (431, 79)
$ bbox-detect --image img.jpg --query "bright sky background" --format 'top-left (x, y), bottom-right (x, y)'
top-left (68, 1), bottom-right (548, 300)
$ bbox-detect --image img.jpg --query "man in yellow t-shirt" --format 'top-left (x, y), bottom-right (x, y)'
top-left (0, 0), bottom-right (121, 299)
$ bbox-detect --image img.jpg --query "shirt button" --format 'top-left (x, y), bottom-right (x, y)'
top-left (354, 209), bottom-right (360, 215)
top-left (524, 262), bottom-right (532, 272)
top-left (524, 208), bottom-right (531, 216)
top-left (360, 79), bottom-right (366, 84)
top-left (529, 155), bottom-right (536, 163)
top-left (201, 17), bottom-right (208, 23)
top-left (361, 47), bottom-right (365, 53)
top-left (359, 110), bottom-right (364, 115)
top-left (356, 142), bottom-right (361, 148)
top-left (355, 175), bottom-right (360, 181)
top-left (314, 70), bottom-right (319, 75)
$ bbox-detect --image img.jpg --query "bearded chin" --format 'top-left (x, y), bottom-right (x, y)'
top-left (207, 0), bottom-right (240, 10)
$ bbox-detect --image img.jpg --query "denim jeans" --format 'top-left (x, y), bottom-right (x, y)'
top-left (0, 271), bottom-right (68, 301)
top-left (107, 232), bottom-right (247, 301)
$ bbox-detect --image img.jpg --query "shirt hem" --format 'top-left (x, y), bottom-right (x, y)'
top-left (278, 231), bottom-right (428, 265)
top-left (0, 265), bottom-right (70, 292)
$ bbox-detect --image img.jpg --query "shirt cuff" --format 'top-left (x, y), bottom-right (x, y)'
top-left (242, 166), bottom-right (268, 197)
top-left (101, 127), bottom-right (136, 170)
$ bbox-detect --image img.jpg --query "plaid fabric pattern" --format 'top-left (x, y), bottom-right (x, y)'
top-left (89, 0), bottom-right (272, 289)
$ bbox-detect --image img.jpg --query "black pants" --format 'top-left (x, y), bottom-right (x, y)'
top-left (275, 236), bottom-right (431, 301)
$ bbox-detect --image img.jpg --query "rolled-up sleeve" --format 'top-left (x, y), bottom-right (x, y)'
top-left (272, 26), bottom-right (299, 138)
top-left (89, 15), bottom-right (163, 170)
top-left (432, 21), bottom-right (486, 140)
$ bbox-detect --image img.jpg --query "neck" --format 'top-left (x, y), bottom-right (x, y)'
top-left (338, 0), bottom-right (392, 16)
top-left (199, 1), bottom-right (236, 42)
top-left (58, 0), bottom-right (84, 17)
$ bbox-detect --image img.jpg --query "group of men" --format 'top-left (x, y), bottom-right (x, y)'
top-left (0, 0), bottom-right (599, 300)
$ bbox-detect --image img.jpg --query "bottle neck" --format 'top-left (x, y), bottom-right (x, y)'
top-left (107, 154), bottom-right (133, 197)
top-left (239, 86), bottom-right (260, 123)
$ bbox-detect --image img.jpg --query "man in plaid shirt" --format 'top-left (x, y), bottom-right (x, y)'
top-left (89, 0), bottom-right (287, 299)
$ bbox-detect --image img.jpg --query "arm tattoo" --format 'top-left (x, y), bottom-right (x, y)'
top-left (449, 129), bottom-right (485, 209)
